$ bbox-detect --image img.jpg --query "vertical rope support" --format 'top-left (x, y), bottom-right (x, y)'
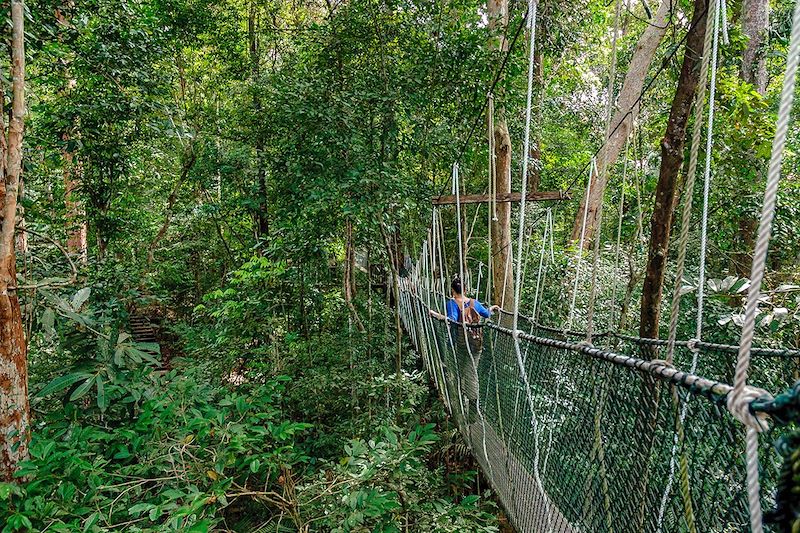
top-left (586, 0), bottom-right (623, 342)
top-left (665, 0), bottom-right (718, 364)
top-left (511, 1), bottom-right (552, 530)
top-left (695, 0), bottom-right (723, 345)
top-left (731, 2), bottom-right (800, 532)
top-left (567, 159), bottom-right (596, 330)
top-left (611, 137), bottom-right (630, 328)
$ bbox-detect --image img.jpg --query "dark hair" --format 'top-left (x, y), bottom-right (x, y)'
top-left (451, 277), bottom-right (463, 295)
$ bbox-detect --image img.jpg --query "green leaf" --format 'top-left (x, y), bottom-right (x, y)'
top-left (0, 482), bottom-right (21, 500)
top-left (71, 287), bottom-right (91, 311)
top-left (83, 512), bottom-right (99, 533)
top-left (128, 503), bottom-right (154, 517)
top-left (461, 494), bottom-right (480, 507)
top-left (35, 372), bottom-right (91, 399)
top-left (70, 377), bottom-right (95, 402)
top-left (250, 459), bottom-right (260, 473)
top-left (42, 308), bottom-right (55, 338)
top-left (96, 375), bottom-right (106, 411)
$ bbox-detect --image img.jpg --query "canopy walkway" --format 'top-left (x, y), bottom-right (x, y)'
top-left (398, 286), bottom-right (800, 532)
top-left (392, 0), bottom-right (800, 530)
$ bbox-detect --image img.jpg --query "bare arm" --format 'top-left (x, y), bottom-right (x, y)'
top-left (429, 308), bottom-right (446, 320)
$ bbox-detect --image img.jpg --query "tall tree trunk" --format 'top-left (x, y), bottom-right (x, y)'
top-left (249, 2), bottom-right (269, 244)
top-left (741, 0), bottom-right (769, 94)
top-left (630, 1), bottom-right (707, 530)
top-left (639, 0), bottom-right (708, 340)
top-left (571, 0), bottom-right (673, 246)
top-left (343, 218), bottom-right (365, 332)
top-left (734, 0), bottom-right (769, 276)
top-left (380, 221), bottom-right (402, 375)
top-left (0, 0), bottom-right (28, 482)
top-left (148, 143), bottom-right (196, 266)
top-left (63, 148), bottom-right (87, 263)
top-left (488, 0), bottom-right (515, 312)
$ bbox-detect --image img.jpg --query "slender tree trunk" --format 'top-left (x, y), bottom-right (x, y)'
top-left (734, 0), bottom-right (769, 275)
top-left (148, 143), bottom-right (196, 266)
top-left (639, 0), bottom-right (708, 340)
top-left (63, 150), bottom-right (87, 263)
top-left (630, 1), bottom-right (707, 530)
top-left (343, 218), bottom-right (365, 332)
top-left (0, 0), bottom-right (28, 482)
top-left (249, 2), bottom-right (269, 244)
top-left (741, 0), bottom-right (769, 94)
top-left (380, 221), bottom-right (403, 375)
top-left (488, 0), bottom-right (515, 313)
top-left (571, 0), bottom-right (673, 246)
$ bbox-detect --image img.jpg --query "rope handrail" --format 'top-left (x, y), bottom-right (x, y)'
top-left (426, 305), bottom-right (736, 405)
top-left (493, 302), bottom-right (800, 357)
top-left (400, 282), bottom-right (800, 532)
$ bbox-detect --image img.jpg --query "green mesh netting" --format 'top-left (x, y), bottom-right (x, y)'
top-left (399, 286), bottom-right (800, 533)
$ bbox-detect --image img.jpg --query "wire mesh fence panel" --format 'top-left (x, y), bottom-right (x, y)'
top-left (399, 287), bottom-right (797, 533)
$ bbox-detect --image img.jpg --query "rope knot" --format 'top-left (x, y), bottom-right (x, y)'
top-left (649, 358), bottom-right (675, 371)
top-left (727, 386), bottom-right (773, 432)
top-left (686, 338), bottom-right (701, 353)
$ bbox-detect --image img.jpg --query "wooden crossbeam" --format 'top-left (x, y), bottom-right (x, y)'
top-left (432, 190), bottom-right (570, 206)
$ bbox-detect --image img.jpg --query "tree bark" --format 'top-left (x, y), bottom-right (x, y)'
top-left (343, 218), bottom-right (365, 332)
top-left (639, 0), bottom-right (708, 340)
top-left (380, 221), bottom-right (403, 375)
top-left (629, 1), bottom-right (707, 529)
top-left (488, 0), bottom-right (515, 313)
top-left (147, 143), bottom-right (196, 266)
top-left (571, 0), bottom-right (673, 246)
top-left (734, 0), bottom-right (769, 275)
top-left (0, 0), bottom-right (29, 482)
top-left (63, 147), bottom-right (87, 263)
top-left (741, 0), bottom-right (769, 94)
top-left (249, 2), bottom-right (269, 244)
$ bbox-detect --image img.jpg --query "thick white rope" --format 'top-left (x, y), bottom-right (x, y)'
top-left (611, 137), bottom-right (629, 328)
top-left (531, 209), bottom-right (553, 321)
top-left (453, 162), bottom-right (494, 478)
top-left (656, 0), bottom-right (721, 525)
top-left (489, 99), bottom-right (496, 224)
top-left (567, 158), bottom-right (596, 330)
top-left (435, 207), bottom-right (462, 418)
top-left (695, 0), bottom-right (723, 348)
top-left (730, 1), bottom-right (800, 531)
top-left (665, 0), bottom-right (717, 364)
top-left (510, 2), bottom-right (552, 530)
top-left (585, 0), bottom-right (623, 342)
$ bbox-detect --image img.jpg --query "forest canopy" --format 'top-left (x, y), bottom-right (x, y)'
top-left (0, 0), bottom-right (798, 531)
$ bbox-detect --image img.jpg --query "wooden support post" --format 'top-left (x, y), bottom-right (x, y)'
top-left (432, 190), bottom-right (569, 206)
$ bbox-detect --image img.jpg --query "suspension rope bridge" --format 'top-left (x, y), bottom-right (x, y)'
top-left (395, 0), bottom-right (800, 531)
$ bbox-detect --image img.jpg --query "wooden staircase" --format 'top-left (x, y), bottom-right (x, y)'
top-left (128, 312), bottom-right (167, 371)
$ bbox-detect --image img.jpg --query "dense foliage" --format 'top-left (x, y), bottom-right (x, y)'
top-left (2, 0), bottom-right (799, 530)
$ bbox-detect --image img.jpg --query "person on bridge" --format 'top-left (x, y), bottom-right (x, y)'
top-left (430, 277), bottom-right (500, 425)
top-left (429, 277), bottom-right (499, 323)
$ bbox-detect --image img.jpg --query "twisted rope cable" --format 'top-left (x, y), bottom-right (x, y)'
top-left (567, 159), bottom-right (596, 330)
top-left (695, 0), bottom-right (723, 347)
top-left (612, 136), bottom-right (630, 328)
top-left (665, 0), bottom-right (717, 364)
top-left (586, 0), bottom-right (623, 342)
top-left (454, 161), bottom-right (495, 480)
top-left (658, 9), bottom-right (725, 532)
top-left (509, 2), bottom-right (552, 529)
top-left (731, 1), bottom-right (800, 530)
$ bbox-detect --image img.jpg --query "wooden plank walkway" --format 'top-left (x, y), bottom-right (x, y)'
top-left (465, 420), bottom-right (575, 533)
